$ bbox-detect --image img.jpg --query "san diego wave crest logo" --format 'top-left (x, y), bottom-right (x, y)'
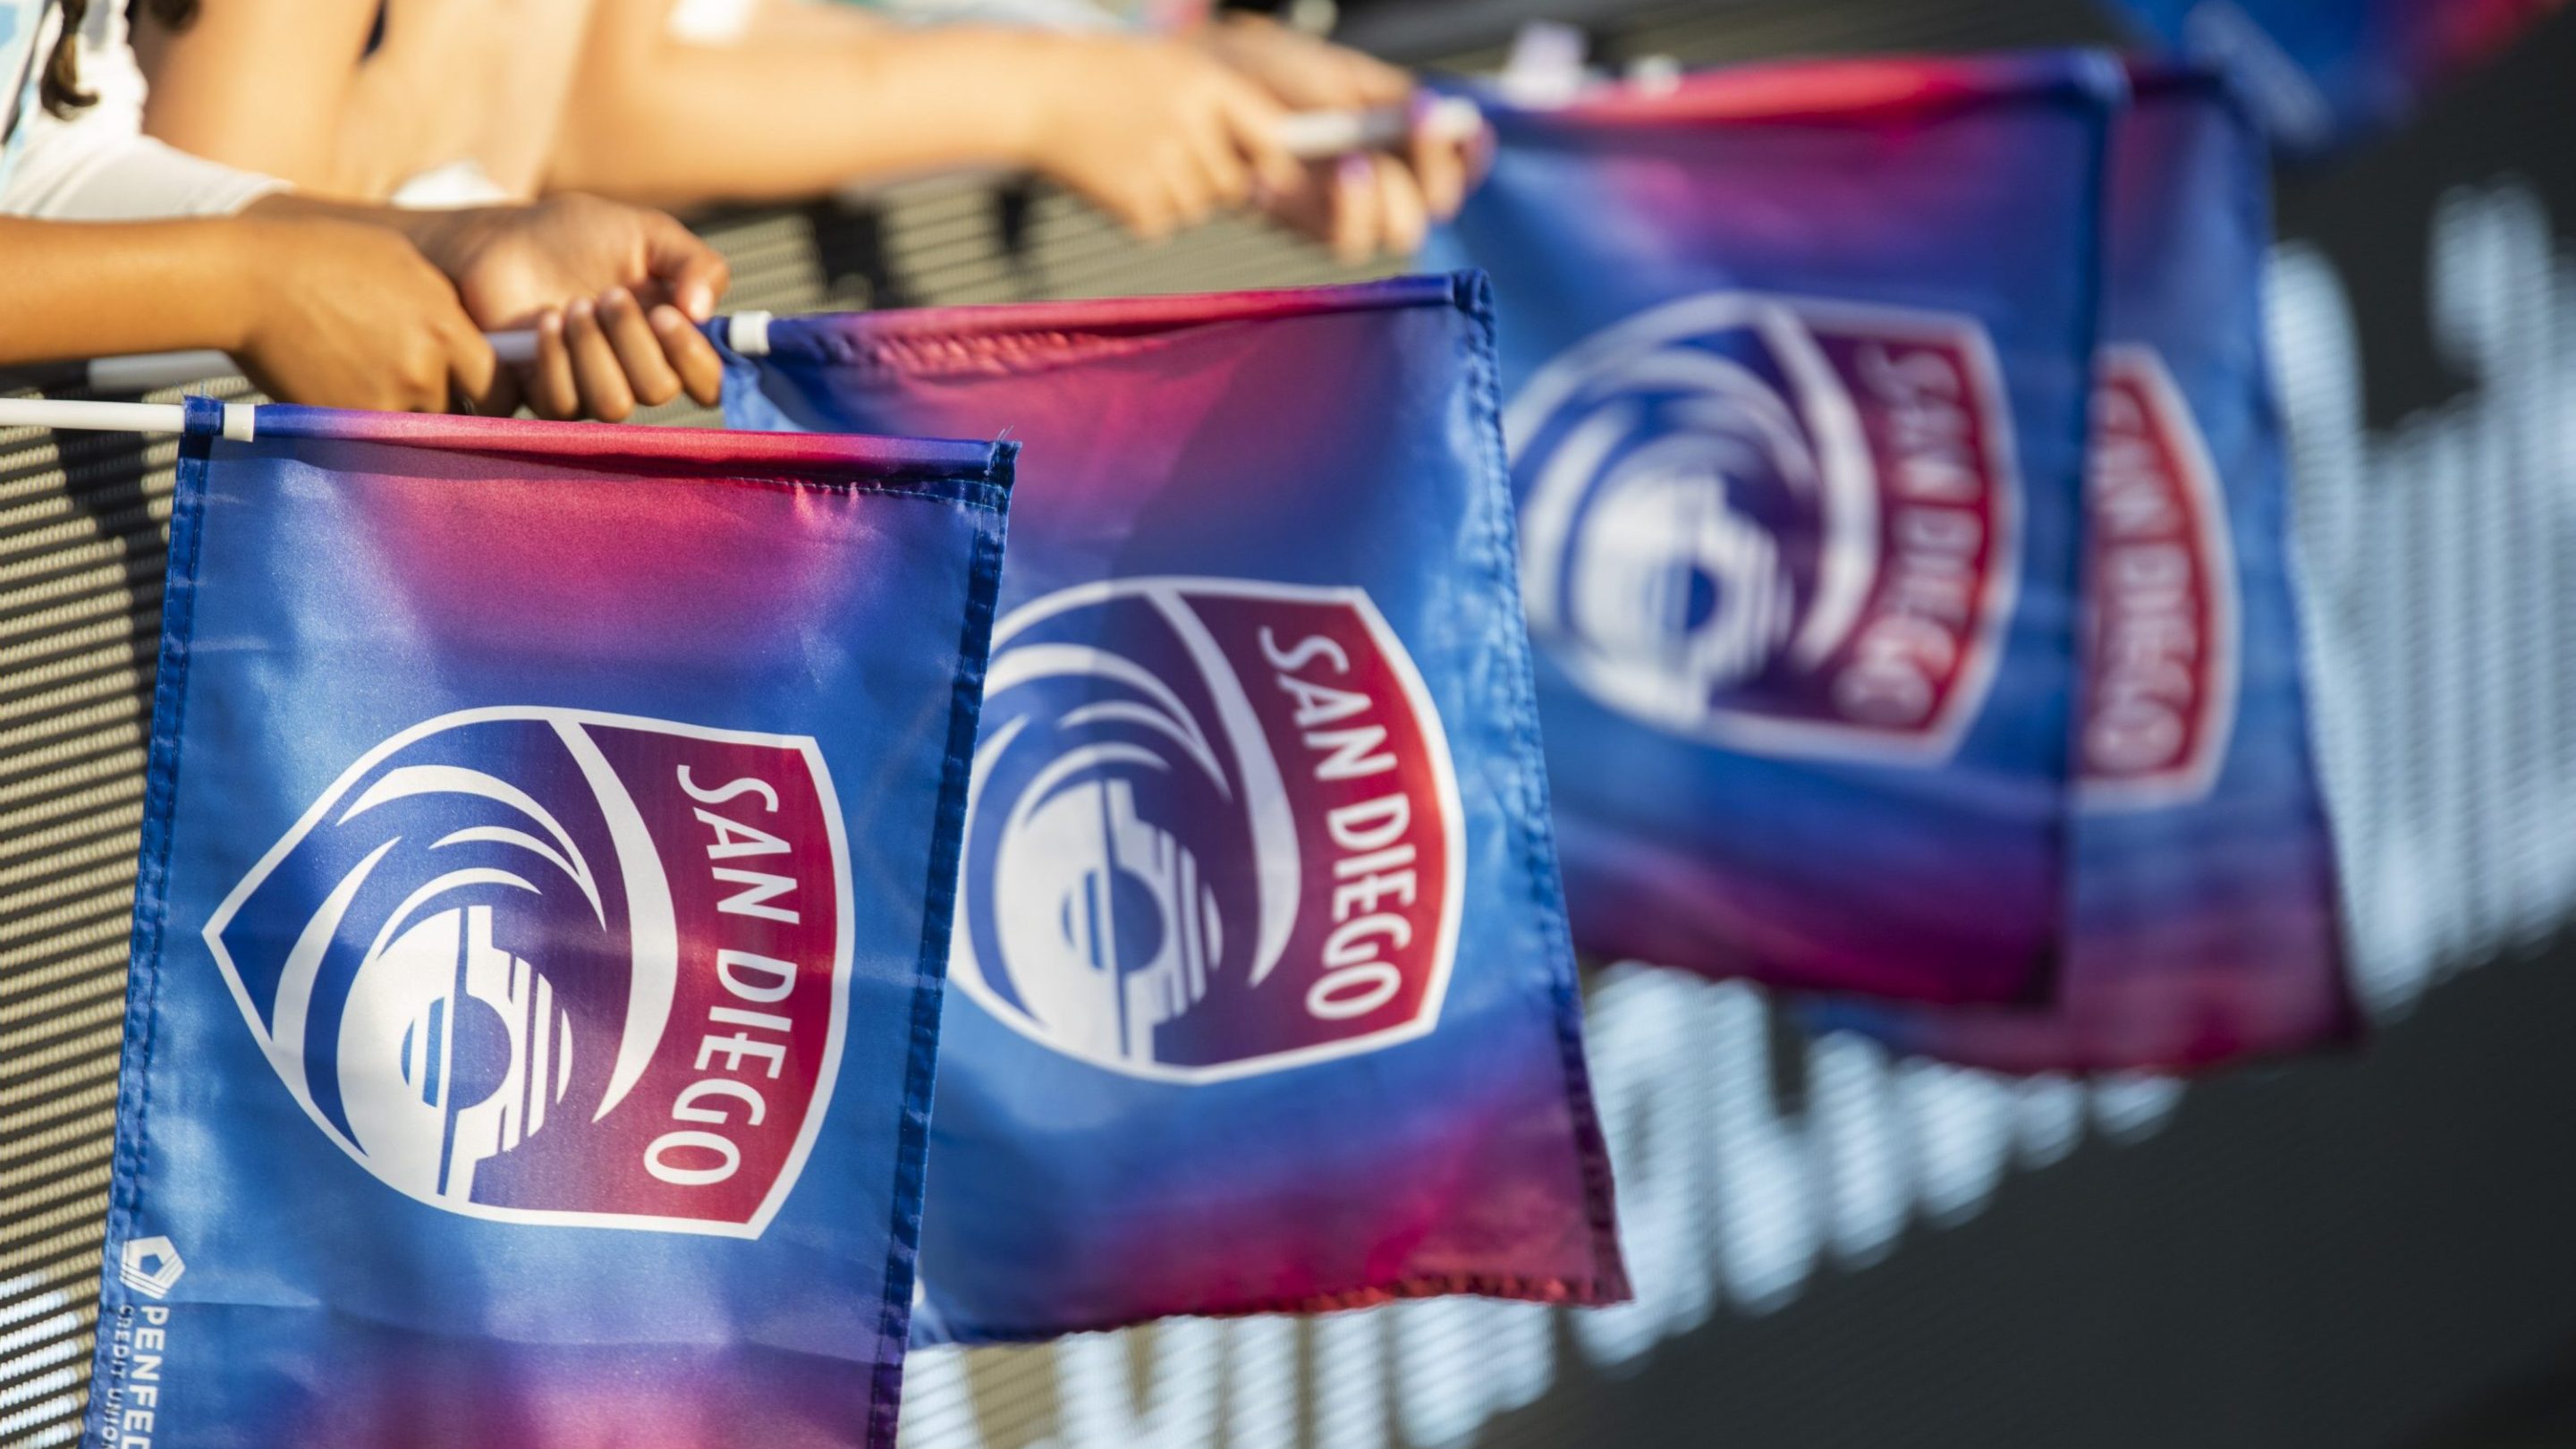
top-left (956, 579), bottom-right (1463, 1082)
top-left (2079, 343), bottom-right (2240, 808)
top-left (206, 708), bottom-right (854, 1236)
top-left (1509, 292), bottom-right (2022, 761)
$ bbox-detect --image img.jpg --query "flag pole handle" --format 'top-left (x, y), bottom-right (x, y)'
top-left (1276, 97), bottom-right (1486, 158)
top-left (0, 396), bottom-right (257, 438)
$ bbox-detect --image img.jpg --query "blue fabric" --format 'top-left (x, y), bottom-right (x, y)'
top-left (1808, 69), bottom-right (2357, 1072)
top-left (718, 275), bottom-right (1626, 1343)
top-left (1434, 53), bottom-right (2122, 1004)
top-left (85, 405), bottom-right (1011, 1449)
top-left (2105, 0), bottom-right (2558, 154)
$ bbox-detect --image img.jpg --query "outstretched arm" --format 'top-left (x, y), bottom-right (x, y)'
top-left (549, 0), bottom-right (1302, 239)
top-left (0, 214), bottom-right (503, 411)
top-left (0, 197), bottom-right (732, 419)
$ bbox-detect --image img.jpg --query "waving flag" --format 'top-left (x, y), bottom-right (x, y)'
top-left (721, 275), bottom-right (1627, 1343)
top-left (1812, 70), bottom-right (2355, 1072)
top-left (86, 400), bottom-right (1010, 1449)
top-left (1441, 54), bottom-right (2122, 1003)
top-left (2104, 0), bottom-right (2562, 154)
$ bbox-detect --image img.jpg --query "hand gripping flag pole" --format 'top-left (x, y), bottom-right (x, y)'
top-left (60, 102), bottom-right (1487, 395)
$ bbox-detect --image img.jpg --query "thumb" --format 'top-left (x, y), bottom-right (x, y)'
top-left (640, 211), bottom-right (732, 323)
top-left (446, 318), bottom-right (505, 416)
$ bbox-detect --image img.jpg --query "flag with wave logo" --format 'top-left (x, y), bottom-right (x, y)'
top-left (1810, 69), bottom-right (2356, 1071)
top-left (2103, 0), bottom-right (2562, 155)
top-left (718, 275), bottom-right (1627, 1342)
top-left (1438, 54), bottom-right (2122, 1003)
top-left (85, 400), bottom-right (1010, 1449)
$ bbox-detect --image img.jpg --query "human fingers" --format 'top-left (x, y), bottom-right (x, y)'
top-left (597, 287), bottom-right (686, 410)
top-left (1214, 76), bottom-right (1305, 199)
top-left (385, 329), bottom-right (454, 412)
top-left (636, 208), bottom-right (731, 323)
top-left (1110, 174), bottom-right (1177, 242)
top-left (1370, 150), bottom-right (1429, 257)
top-left (652, 304), bottom-right (727, 408)
top-left (524, 309), bottom-right (582, 420)
top-left (1184, 102), bottom-right (1253, 208)
top-left (564, 296), bottom-right (638, 421)
top-left (1327, 153), bottom-right (1380, 266)
top-left (1408, 106), bottom-right (1470, 222)
top-left (1160, 140), bottom-right (1219, 230)
top-left (443, 316), bottom-right (509, 416)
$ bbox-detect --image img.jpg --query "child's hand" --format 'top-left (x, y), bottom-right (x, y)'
top-left (407, 195), bottom-right (733, 421)
top-left (232, 216), bottom-right (505, 413)
top-left (1013, 34), bottom-right (1305, 242)
top-left (1193, 14), bottom-right (1479, 263)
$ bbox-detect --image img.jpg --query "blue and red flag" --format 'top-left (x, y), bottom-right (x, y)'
top-left (719, 275), bottom-right (1628, 1343)
top-left (1813, 70), bottom-right (2356, 1072)
top-left (2104, 0), bottom-right (2563, 155)
top-left (1439, 54), bottom-right (2123, 1003)
top-left (85, 401), bottom-right (1010, 1448)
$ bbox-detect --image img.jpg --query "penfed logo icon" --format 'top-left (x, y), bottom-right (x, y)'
top-left (205, 708), bottom-right (855, 1237)
top-left (955, 579), bottom-right (1464, 1083)
top-left (1508, 292), bottom-right (2021, 763)
top-left (118, 1236), bottom-right (185, 1300)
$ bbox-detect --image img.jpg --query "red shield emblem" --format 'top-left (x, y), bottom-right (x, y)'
top-left (207, 709), bottom-right (853, 1236)
top-left (955, 579), bottom-right (1462, 1081)
top-left (1509, 292), bottom-right (2021, 762)
top-left (2079, 344), bottom-right (2239, 807)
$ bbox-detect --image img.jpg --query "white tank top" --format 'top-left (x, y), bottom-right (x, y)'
top-left (0, 0), bottom-right (287, 219)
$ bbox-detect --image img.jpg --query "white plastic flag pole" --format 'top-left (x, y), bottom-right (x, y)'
top-left (0, 396), bottom-right (258, 438)
top-left (1275, 97), bottom-right (1485, 158)
top-left (82, 327), bottom-right (542, 396)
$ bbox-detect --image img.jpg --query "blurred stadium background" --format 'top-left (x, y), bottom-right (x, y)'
top-left (9, 2), bottom-right (2576, 1445)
